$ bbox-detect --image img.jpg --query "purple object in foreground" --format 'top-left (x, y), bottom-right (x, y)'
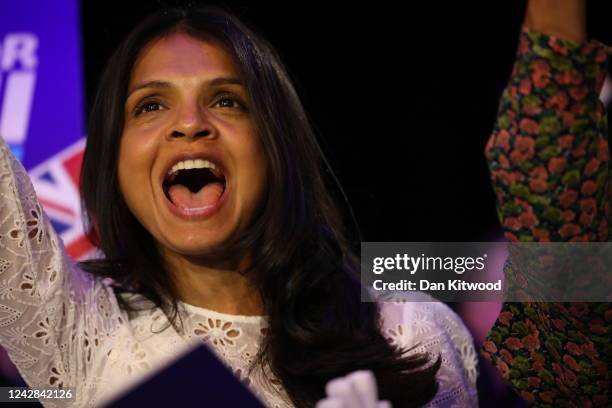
top-left (105, 343), bottom-right (266, 408)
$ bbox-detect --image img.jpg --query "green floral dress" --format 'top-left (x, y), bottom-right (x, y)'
top-left (481, 28), bottom-right (611, 407)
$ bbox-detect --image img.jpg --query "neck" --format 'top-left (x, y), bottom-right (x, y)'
top-left (161, 249), bottom-right (264, 316)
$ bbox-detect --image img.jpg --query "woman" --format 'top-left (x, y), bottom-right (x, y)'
top-left (0, 5), bottom-right (477, 408)
top-left (482, 0), bottom-right (611, 406)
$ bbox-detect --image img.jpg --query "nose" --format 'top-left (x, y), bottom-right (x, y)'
top-left (168, 102), bottom-right (215, 140)
top-left (170, 128), bottom-right (211, 139)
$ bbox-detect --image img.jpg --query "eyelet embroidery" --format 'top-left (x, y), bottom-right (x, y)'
top-left (0, 139), bottom-right (478, 407)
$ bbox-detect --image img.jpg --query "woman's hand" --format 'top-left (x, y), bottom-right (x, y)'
top-left (524, 0), bottom-right (586, 43)
top-left (315, 370), bottom-right (392, 408)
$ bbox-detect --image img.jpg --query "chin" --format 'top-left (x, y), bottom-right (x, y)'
top-left (160, 230), bottom-right (233, 257)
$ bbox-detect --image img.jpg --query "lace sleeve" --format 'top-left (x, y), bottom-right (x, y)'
top-left (0, 136), bottom-right (121, 407)
top-left (379, 295), bottom-right (479, 407)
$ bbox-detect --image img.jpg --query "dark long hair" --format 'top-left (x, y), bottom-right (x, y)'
top-left (80, 5), bottom-right (440, 407)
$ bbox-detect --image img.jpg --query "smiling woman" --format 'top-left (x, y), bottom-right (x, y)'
top-left (0, 5), bottom-right (477, 408)
top-left (120, 37), bottom-right (263, 245)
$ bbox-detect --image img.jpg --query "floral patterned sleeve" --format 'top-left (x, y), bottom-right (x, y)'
top-left (481, 28), bottom-right (611, 407)
top-left (0, 135), bottom-right (123, 407)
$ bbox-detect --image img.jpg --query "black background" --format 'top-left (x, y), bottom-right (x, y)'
top-left (81, 1), bottom-right (612, 243)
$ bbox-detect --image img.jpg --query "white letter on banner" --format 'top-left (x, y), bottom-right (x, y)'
top-left (0, 33), bottom-right (38, 145)
top-left (0, 71), bottom-right (37, 145)
top-left (1, 33), bottom-right (39, 70)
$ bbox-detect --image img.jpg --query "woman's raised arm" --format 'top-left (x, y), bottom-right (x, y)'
top-left (485, 0), bottom-right (609, 243)
top-left (0, 135), bottom-right (121, 406)
top-left (481, 0), bottom-right (611, 405)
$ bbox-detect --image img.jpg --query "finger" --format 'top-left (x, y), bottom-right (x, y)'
top-left (345, 370), bottom-right (377, 408)
top-left (326, 377), bottom-right (364, 408)
top-left (377, 400), bottom-right (392, 408)
top-left (316, 397), bottom-right (345, 408)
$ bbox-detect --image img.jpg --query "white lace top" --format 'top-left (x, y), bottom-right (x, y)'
top-left (0, 137), bottom-right (478, 407)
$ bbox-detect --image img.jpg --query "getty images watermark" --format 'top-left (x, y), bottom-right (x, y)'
top-left (371, 252), bottom-right (499, 291)
top-left (360, 242), bottom-right (612, 302)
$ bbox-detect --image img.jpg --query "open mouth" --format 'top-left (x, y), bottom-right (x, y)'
top-left (162, 159), bottom-right (227, 211)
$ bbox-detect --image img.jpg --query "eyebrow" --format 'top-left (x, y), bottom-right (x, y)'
top-left (127, 77), bottom-right (244, 98)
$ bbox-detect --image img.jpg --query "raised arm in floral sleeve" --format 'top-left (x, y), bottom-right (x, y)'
top-left (481, 24), bottom-right (611, 407)
top-left (0, 136), bottom-right (123, 407)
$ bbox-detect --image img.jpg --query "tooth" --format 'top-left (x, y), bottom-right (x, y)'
top-left (178, 162), bottom-right (185, 170)
top-left (194, 159), bottom-right (205, 168)
top-left (211, 167), bottom-right (223, 178)
top-left (184, 160), bottom-right (195, 169)
top-left (208, 161), bottom-right (216, 170)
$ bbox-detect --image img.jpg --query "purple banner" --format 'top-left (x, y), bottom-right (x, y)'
top-left (1, 0), bottom-right (92, 259)
top-left (0, 0), bottom-right (84, 169)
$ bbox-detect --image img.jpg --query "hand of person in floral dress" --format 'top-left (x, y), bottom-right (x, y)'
top-left (523, 0), bottom-right (586, 43)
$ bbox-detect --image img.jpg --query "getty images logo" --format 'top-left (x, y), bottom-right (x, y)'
top-left (0, 33), bottom-right (38, 160)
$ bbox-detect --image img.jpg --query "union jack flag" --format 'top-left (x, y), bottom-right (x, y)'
top-left (28, 137), bottom-right (96, 260)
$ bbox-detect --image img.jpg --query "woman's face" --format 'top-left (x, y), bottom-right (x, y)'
top-left (118, 32), bottom-right (267, 258)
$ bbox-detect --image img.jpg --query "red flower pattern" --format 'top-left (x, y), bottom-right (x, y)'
top-left (482, 28), bottom-right (611, 407)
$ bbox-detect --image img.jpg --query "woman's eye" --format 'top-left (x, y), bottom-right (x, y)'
top-left (214, 97), bottom-right (244, 110)
top-left (134, 101), bottom-right (163, 116)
